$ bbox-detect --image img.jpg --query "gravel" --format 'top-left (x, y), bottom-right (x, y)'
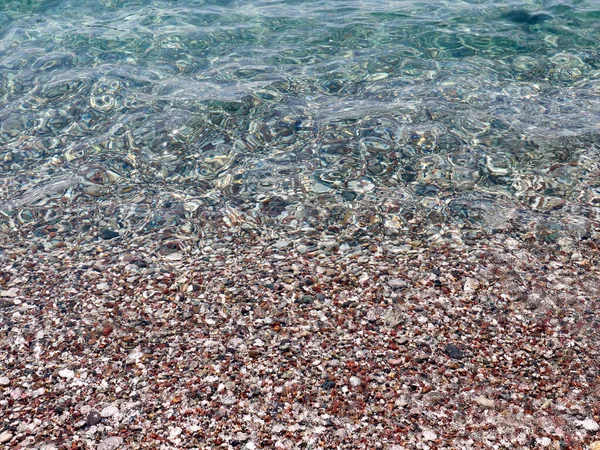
top-left (0, 214), bottom-right (599, 449)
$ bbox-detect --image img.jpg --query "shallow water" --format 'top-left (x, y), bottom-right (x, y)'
top-left (0, 0), bottom-right (599, 241)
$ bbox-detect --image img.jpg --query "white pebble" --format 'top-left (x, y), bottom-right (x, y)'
top-left (245, 442), bottom-right (256, 450)
top-left (58, 368), bottom-right (75, 379)
top-left (169, 427), bottom-right (182, 440)
top-left (0, 376), bottom-right (9, 386)
top-left (350, 376), bottom-right (362, 387)
top-left (576, 418), bottom-right (600, 432)
top-left (536, 437), bottom-right (552, 447)
top-left (96, 283), bottom-right (109, 291)
top-left (422, 429), bottom-right (437, 441)
top-left (388, 278), bottom-right (407, 288)
top-left (0, 431), bottom-right (13, 443)
top-left (97, 436), bottom-right (123, 450)
top-left (100, 405), bottom-right (119, 417)
top-left (0, 288), bottom-right (18, 297)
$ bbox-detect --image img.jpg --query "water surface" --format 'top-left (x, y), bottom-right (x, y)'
top-left (1, 0), bottom-right (599, 242)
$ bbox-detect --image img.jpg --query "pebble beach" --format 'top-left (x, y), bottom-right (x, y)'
top-left (1, 204), bottom-right (599, 449)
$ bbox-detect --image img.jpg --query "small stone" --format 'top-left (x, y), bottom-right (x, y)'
top-left (245, 442), bottom-right (256, 450)
top-left (0, 376), bottom-right (9, 386)
top-left (422, 429), bottom-right (437, 441)
top-left (96, 283), bottom-right (109, 291)
top-left (100, 405), bottom-right (119, 417)
top-left (58, 368), bottom-right (75, 379)
top-left (296, 244), bottom-right (308, 254)
top-left (474, 396), bottom-right (495, 407)
top-left (0, 431), bottom-right (13, 443)
top-left (589, 441), bottom-right (600, 450)
top-left (388, 278), bottom-right (407, 289)
top-left (301, 295), bottom-right (313, 304)
top-left (100, 229), bottom-right (120, 240)
top-left (350, 376), bottom-right (362, 387)
top-left (536, 437), bottom-right (552, 447)
top-left (274, 240), bottom-right (289, 248)
top-left (169, 427), bottom-right (182, 440)
top-left (463, 277), bottom-right (479, 293)
top-left (321, 380), bottom-right (335, 390)
top-left (0, 288), bottom-right (18, 297)
top-left (97, 436), bottom-right (123, 450)
top-left (87, 410), bottom-right (102, 426)
top-left (444, 344), bottom-right (466, 359)
top-left (576, 418), bottom-right (600, 432)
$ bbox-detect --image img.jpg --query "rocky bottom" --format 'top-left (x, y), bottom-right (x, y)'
top-left (0, 214), bottom-right (599, 450)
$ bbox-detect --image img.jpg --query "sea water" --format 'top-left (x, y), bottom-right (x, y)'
top-left (0, 0), bottom-right (599, 242)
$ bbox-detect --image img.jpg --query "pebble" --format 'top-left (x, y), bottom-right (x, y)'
top-left (296, 244), bottom-right (308, 254)
top-left (576, 418), bottom-right (600, 432)
top-left (100, 405), bottom-right (119, 417)
top-left (0, 288), bottom-right (18, 297)
top-left (350, 376), bottom-right (362, 387)
top-left (422, 429), bottom-right (437, 441)
top-left (388, 278), bottom-right (407, 289)
top-left (100, 229), bottom-right (120, 240)
top-left (321, 380), bottom-right (335, 390)
top-left (97, 436), bottom-right (123, 450)
top-left (274, 240), bottom-right (289, 248)
top-left (169, 427), bottom-right (182, 440)
top-left (444, 344), bottom-right (466, 359)
top-left (474, 396), bottom-right (495, 407)
top-left (87, 410), bottom-right (102, 426)
top-left (58, 368), bottom-right (75, 379)
top-left (0, 431), bottom-right (13, 443)
top-left (0, 376), bottom-right (9, 386)
top-left (589, 442), bottom-right (600, 450)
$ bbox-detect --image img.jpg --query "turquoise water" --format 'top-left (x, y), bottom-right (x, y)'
top-left (0, 0), bottom-right (599, 240)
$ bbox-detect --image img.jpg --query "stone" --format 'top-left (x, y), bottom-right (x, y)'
top-left (350, 376), bottom-right (362, 387)
top-left (589, 442), bottom-right (600, 450)
top-left (474, 396), bottom-right (495, 407)
top-left (444, 344), bottom-right (466, 359)
top-left (58, 368), bottom-right (75, 379)
top-left (576, 418), bottom-right (600, 432)
top-left (169, 427), bottom-right (182, 440)
top-left (100, 229), bottom-right (120, 240)
top-left (87, 410), bottom-right (102, 426)
top-left (296, 244), bottom-right (308, 254)
top-left (0, 288), bottom-right (18, 297)
top-left (388, 278), bottom-right (407, 289)
top-left (0, 431), bottom-right (13, 443)
top-left (97, 436), bottom-right (123, 450)
top-left (422, 429), bottom-right (437, 441)
top-left (321, 380), bottom-right (335, 390)
top-left (0, 376), bottom-right (9, 386)
top-left (274, 240), bottom-right (289, 248)
top-left (100, 405), bottom-right (119, 417)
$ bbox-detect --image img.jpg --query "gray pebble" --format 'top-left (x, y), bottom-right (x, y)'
top-left (87, 410), bottom-right (102, 426)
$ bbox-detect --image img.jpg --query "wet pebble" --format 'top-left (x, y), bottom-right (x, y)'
top-left (100, 229), bottom-right (120, 240)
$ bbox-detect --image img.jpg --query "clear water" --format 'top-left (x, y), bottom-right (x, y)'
top-left (1, 0), bottom-right (599, 241)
